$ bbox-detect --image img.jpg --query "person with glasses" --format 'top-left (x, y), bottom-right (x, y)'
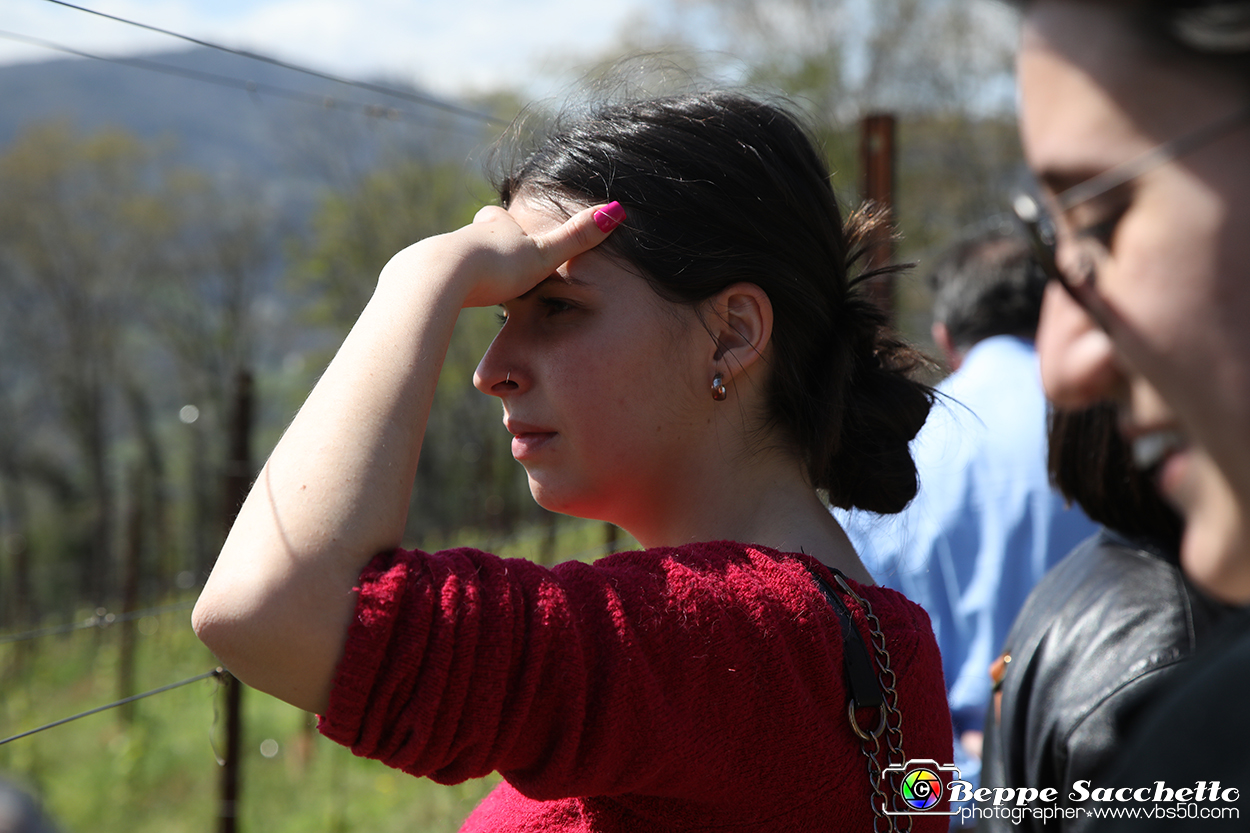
top-left (1011, 0), bottom-right (1250, 825)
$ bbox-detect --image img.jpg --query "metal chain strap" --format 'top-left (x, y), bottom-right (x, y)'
top-left (834, 573), bottom-right (913, 833)
top-left (858, 727), bottom-right (896, 833)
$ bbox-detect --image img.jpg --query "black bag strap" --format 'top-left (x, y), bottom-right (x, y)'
top-left (809, 565), bottom-right (906, 828)
top-left (808, 565), bottom-right (884, 712)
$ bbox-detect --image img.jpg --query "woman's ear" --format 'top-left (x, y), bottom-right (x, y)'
top-left (706, 282), bottom-right (773, 380)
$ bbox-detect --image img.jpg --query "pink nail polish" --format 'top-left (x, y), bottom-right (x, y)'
top-left (593, 201), bottom-right (626, 233)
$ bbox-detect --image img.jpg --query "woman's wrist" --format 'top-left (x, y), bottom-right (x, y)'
top-left (374, 234), bottom-right (477, 311)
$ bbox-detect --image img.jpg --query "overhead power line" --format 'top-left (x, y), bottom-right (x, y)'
top-left (38, 0), bottom-right (509, 127)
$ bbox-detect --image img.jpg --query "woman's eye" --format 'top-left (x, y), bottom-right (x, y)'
top-left (494, 309), bottom-right (508, 327)
top-left (540, 297), bottom-right (575, 315)
top-left (1069, 198), bottom-right (1127, 251)
top-left (1078, 215), bottom-right (1121, 248)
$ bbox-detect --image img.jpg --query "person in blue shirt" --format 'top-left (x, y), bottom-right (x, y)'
top-left (835, 227), bottom-right (1097, 794)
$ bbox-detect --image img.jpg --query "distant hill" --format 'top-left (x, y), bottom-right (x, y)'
top-left (0, 46), bottom-right (499, 206)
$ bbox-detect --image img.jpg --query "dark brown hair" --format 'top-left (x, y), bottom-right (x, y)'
top-left (497, 92), bottom-right (934, 513)
top-left (927, 227), bottom-right (1047, 350)
top-left (1048, 404), bottom-right (1183, 551)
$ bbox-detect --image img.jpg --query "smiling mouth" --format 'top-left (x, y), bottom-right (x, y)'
top-left (1131, 429), bottom-right (1187, 472)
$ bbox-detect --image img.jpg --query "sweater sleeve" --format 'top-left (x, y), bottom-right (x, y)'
top-left (319, 545), bottom-right (722, 799)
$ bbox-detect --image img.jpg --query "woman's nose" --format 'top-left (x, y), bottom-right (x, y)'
top-left (1036, 281), bottom-right (1123, 408)
top-left (473, 330), bottom-right (523, 398)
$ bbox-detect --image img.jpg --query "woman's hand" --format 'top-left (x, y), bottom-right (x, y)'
top-left (379, 201), bottom-right (627, 310)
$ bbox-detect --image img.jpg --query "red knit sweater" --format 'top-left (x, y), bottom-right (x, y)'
top-left (318, 541), bottom-right (952, 831)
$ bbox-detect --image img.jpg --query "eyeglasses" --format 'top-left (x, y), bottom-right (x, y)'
top-left (1013, 102), bottom-right (1250, 326)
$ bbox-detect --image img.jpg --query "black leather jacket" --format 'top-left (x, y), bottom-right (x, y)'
top-left (979, 528), bottom-right (1233, 832)
top-left (1095, 606), bottom-right (1250, 830)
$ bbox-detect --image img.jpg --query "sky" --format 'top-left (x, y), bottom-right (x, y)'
top-left (1, 0), bottom-right (700, 101)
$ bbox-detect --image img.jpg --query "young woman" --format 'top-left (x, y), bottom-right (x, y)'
top-left (193, 91), bottom-right (952, 831)
top-left (1016, 0), bottom-right (1250, 603)
top-left (1011, 1), bottom-right (1250, 824)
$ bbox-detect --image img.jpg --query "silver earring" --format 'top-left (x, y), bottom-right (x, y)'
top-left (711, 372), bottom-right (727, 401)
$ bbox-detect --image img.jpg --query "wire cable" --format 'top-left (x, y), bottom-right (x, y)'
top-left (0, 668), bottom-right (224, 746)
top-left (0, 599), bottom-right (197, 646)
top-left (38, 0), bottom-right (509, 126)
top-left (0, 29), bottom-right (492, 138)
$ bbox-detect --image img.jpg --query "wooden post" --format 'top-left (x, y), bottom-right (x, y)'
top-left (860, 113), bottom-right (897, 325)
top-left (219, 672), bottom-right (243, 832)
top-left (0, 477), bottom-right (36, 671)
top-left (118, 465), bottom-right (144, 724)
top-left (223, 369), bottom-right (254, 531)
top-left (219, 368), bottom-right (254, 833)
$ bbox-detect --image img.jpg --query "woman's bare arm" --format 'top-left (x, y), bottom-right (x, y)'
top-left (192, 204), bottom-right (620, 713)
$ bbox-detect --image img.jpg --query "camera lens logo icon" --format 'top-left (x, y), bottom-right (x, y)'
top-left (900, 768), bottom-right (943, 811)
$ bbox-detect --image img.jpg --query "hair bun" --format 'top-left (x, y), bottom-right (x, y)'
top-left (821, 294), bottom-right (934, 513)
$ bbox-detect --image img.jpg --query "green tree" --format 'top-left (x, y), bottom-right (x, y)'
top-left (0, 123), bottom-right (166, 608)
top-left (134, 169), bottom-right (284, 582)
top-left (0, 123), bottom-right (287, 624)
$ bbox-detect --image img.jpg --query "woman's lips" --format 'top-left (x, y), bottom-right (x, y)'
top-left (506, 420), bottom-right (557, 460)
top-left (510, 431), bottom-right (557, 459)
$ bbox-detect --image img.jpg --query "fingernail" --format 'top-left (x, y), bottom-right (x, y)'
top-left (593, 201), bottom-right (626, 233)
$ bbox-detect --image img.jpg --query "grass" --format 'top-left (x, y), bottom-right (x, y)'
top-left (0, 518), bottom-right (634, 832)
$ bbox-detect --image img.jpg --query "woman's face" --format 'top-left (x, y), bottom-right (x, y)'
top-left (1019, 1), bottom-right (1250, 601)
top-left (472, 195), bottom-right (714, 535)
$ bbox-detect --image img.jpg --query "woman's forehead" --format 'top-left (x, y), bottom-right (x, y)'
top-left (1021, 1), bottom-right (1245, 152)
top-left (507, 194), bottom-right (565, 236)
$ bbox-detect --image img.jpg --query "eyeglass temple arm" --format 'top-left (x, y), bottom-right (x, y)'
top-left (1056, 104), bottom-right (1250, 211)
